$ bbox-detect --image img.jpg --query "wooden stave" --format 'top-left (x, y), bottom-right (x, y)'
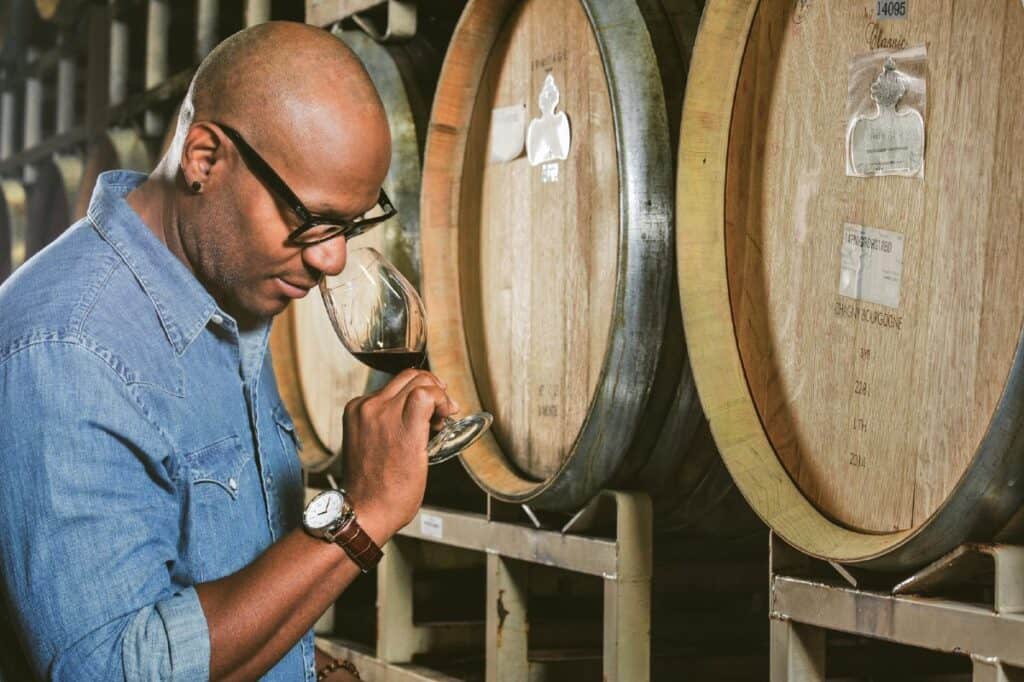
top-left (158, 103), bottom-right (183, 161)
top-left (1, 180), bottom-right (28, 277)
top-left (1, 1), bottom-right (26, 57)
top-left (74, 128), bottom-right (153, 221)
top-left (0, 198), bottom-right (8, 281)
top-left (269, 27), bottom-right (433, 473)
top-left (0, 4), bottom-right (7, 53)
top-left (422, 0), bottom-right (730, 522)
top-left (53, 154), bottom-right (82, 223)
top-left (676, 0), bottom-right (1024, 569)
top-left (0, 181), bottom-right (22, 281)
top-left (25, 153), bottom-right (82, 257)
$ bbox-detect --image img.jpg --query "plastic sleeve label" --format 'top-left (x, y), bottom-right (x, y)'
top-left (845, 46), bottom-right (927, 178)
top-left (838, 223), bottom-right (905, 309)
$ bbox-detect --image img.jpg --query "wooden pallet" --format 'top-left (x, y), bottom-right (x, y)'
top-left (770, 534), bottom-right (1024, 681)
top-left (315, 490), bottom-right (653, 682)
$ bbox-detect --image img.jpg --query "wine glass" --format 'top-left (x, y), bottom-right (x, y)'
top-left (320, 246), bottom-right (493, 464)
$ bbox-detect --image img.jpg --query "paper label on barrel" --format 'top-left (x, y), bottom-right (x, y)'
top-left (838, 223), bottom-right (904, 309)
top-left (420, 513), bottom-right (443, 539)
top-left (490, 104), bottom-right (527, 163)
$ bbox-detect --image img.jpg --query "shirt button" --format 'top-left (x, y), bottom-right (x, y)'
top-left (228, 477), bottom-right (238, 491)
top-left (211, 313), bottom-right (223, 326)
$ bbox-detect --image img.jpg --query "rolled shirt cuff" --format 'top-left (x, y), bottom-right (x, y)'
top-left (157, 587), bottom-right (210, 681)
top-left (123, 587), bottom-right (210, 681)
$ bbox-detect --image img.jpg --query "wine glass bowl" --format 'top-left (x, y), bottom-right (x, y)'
top-left (320, 249), bottom-right (426, 372)
top-left (319, 247), bottom-right (492, 464)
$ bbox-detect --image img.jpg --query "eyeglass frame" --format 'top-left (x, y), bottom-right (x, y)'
top-left (213, 121), bottom-right (397, 246)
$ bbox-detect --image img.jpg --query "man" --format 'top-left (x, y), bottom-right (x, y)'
top-left (0, 21), bottom-right (457, 680)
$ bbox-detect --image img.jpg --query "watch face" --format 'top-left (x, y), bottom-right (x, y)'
top-left (304, 490), bottom-right (344, 531)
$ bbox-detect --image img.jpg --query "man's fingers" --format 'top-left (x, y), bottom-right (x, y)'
top-left (393, 373), bottom-right (452, 405)
top-left (375, 368), bottom-right (445, 400)
top-left (401, 384), bottom-right (459, 429)
top-left (373, 368), bottom-right (423, 399)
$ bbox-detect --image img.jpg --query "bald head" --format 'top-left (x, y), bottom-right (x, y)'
top-left (168, 21), bottom-right (391, 213)
top-left (190, 22), bottom-right (384, 140)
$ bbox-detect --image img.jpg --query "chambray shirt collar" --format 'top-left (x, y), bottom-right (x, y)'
top-left (86, 170), bottom-right (221, 355)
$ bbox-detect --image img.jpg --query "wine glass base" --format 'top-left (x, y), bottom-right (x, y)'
top-left (427, 412), bottom-right (494, 465)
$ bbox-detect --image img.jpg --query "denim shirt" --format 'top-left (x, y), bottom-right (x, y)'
top-left (0, 171), bottom-right (314, 681)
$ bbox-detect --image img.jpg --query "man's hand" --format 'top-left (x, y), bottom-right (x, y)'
top-left (195, 374), bottom-right (457, 681)
top-left (340, 368), bottom-right (459, 540)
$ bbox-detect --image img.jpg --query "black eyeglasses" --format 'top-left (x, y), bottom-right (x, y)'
top-left (214, 121), bottom-right (397, 246)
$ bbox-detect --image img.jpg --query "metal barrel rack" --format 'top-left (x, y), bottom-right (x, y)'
top-left (770, 533), bottom-right (1024, 681)
top-left (315, 489), bottom-right (654, 682)
top-left (0, 0), bottom-right (279, 181)
top-left (0, 0), bottom-right (295, 276)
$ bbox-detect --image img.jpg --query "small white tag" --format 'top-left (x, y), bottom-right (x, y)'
top-left (838, 223), bottom-right (905, 309)
top-left (876, 0), bottom-right (908, 20)
top-left (420, 513), bottom-right (443, 539)
top-left (541, 162), bottom-right (560, 183)
top-left (489, 104), bottom-right (527, 163)
top-left (527, 73), bottom-right (571, 167)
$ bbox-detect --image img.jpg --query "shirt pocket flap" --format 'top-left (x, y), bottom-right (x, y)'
top-left (185, 435), bottom-right (251, 500)
top-left (273, 402), bottom-right (302, 453)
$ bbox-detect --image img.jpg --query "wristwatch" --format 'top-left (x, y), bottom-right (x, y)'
top-left (302, 489), bottom-right (383, 573)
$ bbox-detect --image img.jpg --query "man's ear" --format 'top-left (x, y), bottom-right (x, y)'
top-left (179, 122), bottom-right (223, 191)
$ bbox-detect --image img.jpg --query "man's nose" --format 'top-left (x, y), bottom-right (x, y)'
top-left (301, 236), bottom-right (348, 277)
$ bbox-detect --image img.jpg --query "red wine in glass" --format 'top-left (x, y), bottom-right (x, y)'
top-left (350, 349), bottom-right (426, 375)
top-left (320, 247), bottom-right (492, 464)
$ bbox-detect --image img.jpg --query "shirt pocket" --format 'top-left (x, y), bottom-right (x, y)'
top-left (187, 435), bottom-right (253, 500)
top-left (183, 435), bottom-right (264, 580)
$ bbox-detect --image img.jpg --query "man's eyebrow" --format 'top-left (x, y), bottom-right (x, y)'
top-left (307, 206), bottom-right (354, 222)
top-left (301, 198), bottom-right (363, 221)
top-left (307, 197), bottom-right (378, 221)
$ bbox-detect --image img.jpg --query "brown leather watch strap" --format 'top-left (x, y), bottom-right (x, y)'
top-left (330, 517), bottom-right (383, 573)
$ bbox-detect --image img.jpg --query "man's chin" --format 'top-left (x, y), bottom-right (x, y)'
top-left (221, 295), bottom-right (287, 329)
top-left (267, 298), bottom-right (292, 318)
top-left (254, 296), bottom-right (291, 320)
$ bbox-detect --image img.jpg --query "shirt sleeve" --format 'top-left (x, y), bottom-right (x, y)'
top-left (0, 340), bottom-right (210, 681)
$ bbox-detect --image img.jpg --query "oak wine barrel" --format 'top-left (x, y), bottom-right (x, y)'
top-left (420, 0), bottom-right (746, 530)
top-left (678, 0), bottom-right (1024, 568)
